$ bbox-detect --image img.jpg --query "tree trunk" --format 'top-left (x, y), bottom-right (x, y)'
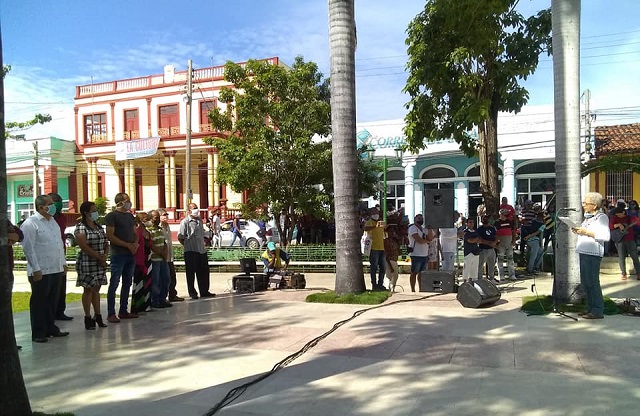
top-left (0, 29), bottom-right (34, 416)
top-left (552, 0), bottom-right (583, 303)
top-left (478, 116), bottom-right (500, 218)
top-left (328, 0), bottom-right (365, 295)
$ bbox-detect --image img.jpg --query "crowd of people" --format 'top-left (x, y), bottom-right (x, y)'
top-left (360, 192), bottom-right (638, 321)
top-left (15, 192), bottom-right (304, 344)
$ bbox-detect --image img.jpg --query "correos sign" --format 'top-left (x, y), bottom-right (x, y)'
top-left (356, 129), bottom-right (406, 149)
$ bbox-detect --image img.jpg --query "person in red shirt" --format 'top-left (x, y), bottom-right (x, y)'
top-left (499, 197), bottom-right (516, 222)
top-left (49, 192), bottom-right (73, 321)
top-left (495, 209), bottom-right (518, 281)
top-left (609, 207), bottom-right (640, 280)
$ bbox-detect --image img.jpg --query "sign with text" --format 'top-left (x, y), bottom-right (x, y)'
top-left (115, 136), bottom-right (161, 161)
top-left (17, 184), bottom-right (34, 198)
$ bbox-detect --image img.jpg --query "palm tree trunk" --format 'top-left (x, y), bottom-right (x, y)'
top-left (552, 0), bottom-right (583, 303)
top-left (0, 28), bottom-right (34, 415)
top-left (328, 0), bottom-right (365, 294)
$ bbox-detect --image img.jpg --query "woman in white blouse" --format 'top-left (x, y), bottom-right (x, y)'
top-left (571, 192), bottom-right (611, 320)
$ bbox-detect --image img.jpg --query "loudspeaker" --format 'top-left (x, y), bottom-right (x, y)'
top-left (456, 279), bottom-right (501, 308)
top-left (419, 270), bottom-right (456, 293)
top-left (424, 188), bottom-right (455, 228)
top-left (232, 273), bottom-right (268, 293)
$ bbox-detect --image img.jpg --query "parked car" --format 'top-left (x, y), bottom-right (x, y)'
top-left (216, 219), bottom-right (278, 249)
top-left (64, 225), bottom-right (77, 247)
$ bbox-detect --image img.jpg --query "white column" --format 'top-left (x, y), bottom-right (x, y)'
top-left (455, 182), bottom-right (468, 218)
top-left (501, 156), bottom-right (515, 203)
top-left (403, 157), bottom-right (417, 220)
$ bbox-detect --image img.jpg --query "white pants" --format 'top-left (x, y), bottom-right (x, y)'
top-left (386, 260), bottom-right (399, 289)
top-left (463, 253), bottom-right (479, 280)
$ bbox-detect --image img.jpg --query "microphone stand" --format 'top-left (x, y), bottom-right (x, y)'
top-left (527, 207), bottom-right (578, 321)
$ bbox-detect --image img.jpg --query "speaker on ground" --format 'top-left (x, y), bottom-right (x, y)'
top-left (456, 279), bottom-right (501, 308)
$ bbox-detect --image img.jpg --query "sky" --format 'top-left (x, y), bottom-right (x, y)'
top-left (2, 0), bottom-right (640, 141)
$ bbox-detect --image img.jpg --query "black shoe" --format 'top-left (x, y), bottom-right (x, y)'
top-left (94, 314), bottom-right (108, 328)
top-left (152, 304), bottom-right (166, 309)
top-left (189, 293), bottom-right (199, 300)
top-left (84, 316), bottom-right (96, 330)
top-left (201, 292), bottom-right (216, 298)
top-left (162, 301), bottom-right (173, 307)
top-left (169, 296), bottom-right (185, 302)
top-left (56, 314), bottom-right (74, 321)
top-left (49, 331), bottom-right (70, 338)
top-left (32, 337), bottom-right (48, 343)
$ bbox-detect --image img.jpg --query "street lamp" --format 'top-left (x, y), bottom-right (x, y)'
top-left (366, 145), bottom-right (403, 222)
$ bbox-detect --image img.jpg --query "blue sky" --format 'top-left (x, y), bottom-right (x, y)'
top-left (2, 0), bottom-right (640, 140)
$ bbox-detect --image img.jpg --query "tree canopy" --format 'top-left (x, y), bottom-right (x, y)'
top-left (206, 57), bottom-right (378, 243)
top-left (404, 0), bottom-right (551, 215)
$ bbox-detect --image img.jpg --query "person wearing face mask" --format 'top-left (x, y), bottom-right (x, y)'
top-left (408, 213), bottom-right (434, 292)
top-left (178, 203), bottom-right (215, 299)
top-left (105, 193), bottom-right (140, 323)
top-left (74, 201), bottom-right (109, 329)
top-left (147, 210), bottom-right (173, 309)
top-left (364, 207), bottom-right (387, 291)
top-left (48, 192), bottom-right (73, 321)
top-left (131, 212), bottom-right (153, 313)
top-left (571, 192), bottom-right (610, 320)
top-left (21, 195), bottom-right (69, 342)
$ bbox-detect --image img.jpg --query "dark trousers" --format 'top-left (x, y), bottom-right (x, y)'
top-left (55, 273), bottom-right (67, 318)
top-left (30, 272), bottom-right (63, 338)
top-left (168, 261), bottom-right (179, 298)
top-left (184, 251), bottom-right (210, 296)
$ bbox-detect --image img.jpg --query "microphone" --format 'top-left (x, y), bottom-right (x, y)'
top-left (558, 207), bottom-right (578, 212)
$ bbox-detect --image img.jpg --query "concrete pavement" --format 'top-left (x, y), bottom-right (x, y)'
top-left (12, 268), bottom-right (640, 416)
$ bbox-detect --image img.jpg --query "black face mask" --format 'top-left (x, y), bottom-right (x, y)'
top-left (415, 220), bottom-right (424, 226)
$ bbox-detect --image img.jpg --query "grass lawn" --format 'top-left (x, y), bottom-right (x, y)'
top-left (306, 290), bottom-right (391, 304)
top-left (11, 293), bottom-right (105, 314)
top-left (521, 295), bottom-right (621, 315)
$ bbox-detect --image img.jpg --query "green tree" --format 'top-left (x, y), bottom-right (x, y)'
top-left (404, 0), bottom-right (551, 216)
top-left (206, 57), bottom-right (334, 245)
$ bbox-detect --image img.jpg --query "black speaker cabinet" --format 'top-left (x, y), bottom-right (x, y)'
top-left (456, 279), bottom-right (501, 308)
top-left (419, 270), bottom-right (456, 294)
top-left (424, 188), bottom-right (455, 229)
top-left (232, 273), bottom-right (268, 292)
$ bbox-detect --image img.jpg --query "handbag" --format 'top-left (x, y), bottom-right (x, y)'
top-left (610, 228), bottom-right (627, 243)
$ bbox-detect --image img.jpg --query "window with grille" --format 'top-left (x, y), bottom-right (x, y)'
top-left (605, 170), bottom-right (632, 202)
top-left (84, 113), bottom-right (107, 143)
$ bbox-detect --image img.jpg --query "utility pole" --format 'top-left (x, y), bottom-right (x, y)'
top-left (32, 141), bottom-right (39, 196)
top-left (583, 89), bottom-right (592, 156)
top-left (185, 59), bottom-right (193, 211)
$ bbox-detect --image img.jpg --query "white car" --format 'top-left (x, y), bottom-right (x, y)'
top-left (64, 225), bottom-right (77, 247)
top-left (216, 219), bottom-right (278, 249)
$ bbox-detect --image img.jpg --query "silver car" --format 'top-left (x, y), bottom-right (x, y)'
top-left (217, 219), bottom-right (278, 249)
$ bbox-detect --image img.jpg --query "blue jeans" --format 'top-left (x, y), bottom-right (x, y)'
top-left (230, 231), bottom-right (245, 247)
top-left (108, 253), bottom-right (135, 315)
top-left (150, 260), bottom-right (170, 307)
top-left (369, 249), bottom-right (386, 287)
top-left (579, 253), bottom-right (604, 316)
top-left (527, 238), bottom-right (543, 273)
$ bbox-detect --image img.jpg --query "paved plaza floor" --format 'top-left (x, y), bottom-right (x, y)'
top-left (12, 268), bottom-right (640, 416)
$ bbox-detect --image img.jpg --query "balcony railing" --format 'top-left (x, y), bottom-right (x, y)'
top-left (158, 127), bottom-right (181, 137)
top-left (123, 130), bottom-right (140, 140)
top-left (89, 133), bottom-right (110, 144)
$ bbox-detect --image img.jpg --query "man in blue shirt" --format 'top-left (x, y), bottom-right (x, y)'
top-left (476, 215), bottom-right (498, 281)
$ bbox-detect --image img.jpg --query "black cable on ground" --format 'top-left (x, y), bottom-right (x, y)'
top-left (202, 292), bottom-right (445, 415)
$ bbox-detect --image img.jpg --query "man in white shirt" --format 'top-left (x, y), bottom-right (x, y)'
top-left (21, 195), bottom-right (69, 343)
top-left (408, 214), bottom-right (434, 292)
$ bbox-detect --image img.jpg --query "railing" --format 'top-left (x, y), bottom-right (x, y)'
top-left (89, 133), bottom-right (110, 143)
top-left (123, 130), bottom-right (141, 140)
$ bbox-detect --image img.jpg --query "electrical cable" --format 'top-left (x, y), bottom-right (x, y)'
top-left (202, 291), bottom-right (445, 415)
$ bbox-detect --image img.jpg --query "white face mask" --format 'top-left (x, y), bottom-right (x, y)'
top-left (191, 208), bottom-right (200, 217)
top-left (371, 214), bottom-right (379, 221)
top-left (90, 212), bottom-right (99, 222)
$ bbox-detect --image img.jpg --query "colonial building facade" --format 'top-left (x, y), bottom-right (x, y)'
top-left (72, 57), bottom-right (283, 220)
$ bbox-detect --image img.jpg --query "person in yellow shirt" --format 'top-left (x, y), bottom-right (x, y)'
top-left (364, 207), bottom-right (387, 291)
